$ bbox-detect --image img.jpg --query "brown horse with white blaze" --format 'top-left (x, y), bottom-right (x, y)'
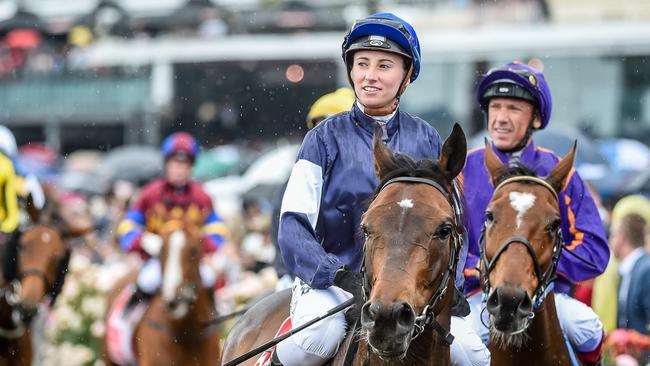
top-left (104, 215), bottom-right (221, 366)
top-left (222, 124), bottom-right (467, 366)
top-left (480, 140), bottom-right (583, 365)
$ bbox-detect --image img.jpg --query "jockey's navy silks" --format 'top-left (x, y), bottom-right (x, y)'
top-left (278, 103), bottom-right (446, 289)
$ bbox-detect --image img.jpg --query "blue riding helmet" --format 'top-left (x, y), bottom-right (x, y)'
top-left (476, 62), bottom-right (553, 129)
top-left (161, 132), bottom-right (199, 162)
top-left (342, 13), bottom-right (421, 82)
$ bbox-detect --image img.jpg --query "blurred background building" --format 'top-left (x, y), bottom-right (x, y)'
top-left (1, 0), bottom-right (650, 201)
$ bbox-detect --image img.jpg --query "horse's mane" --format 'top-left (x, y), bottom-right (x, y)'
top-left (374, 153), bottom-right (448, 196)
top-left (371, 152), bottom-right (466, 232)
top-left (493, 162), bottom-right (539, 187)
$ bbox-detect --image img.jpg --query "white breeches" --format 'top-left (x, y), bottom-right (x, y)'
top-left (137, 258), bottom-right (216, 294)
top-left (276, 279), bottom-right (490, 366)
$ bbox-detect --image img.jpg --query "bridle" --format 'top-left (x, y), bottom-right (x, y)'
top-left (361, 176), bottom-right (463, 345)
top-left (479, 176), bottom-right (563, 309)
top-left (1, 234), bottom-right (70, 339)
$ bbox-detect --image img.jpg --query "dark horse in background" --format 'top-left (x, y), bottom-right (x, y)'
top-left (479, 141), bottom-right (584, 365)
top-left (222, 124), bottom-right (467, 365)
top-left (0, 187), bottom-right (91, 365)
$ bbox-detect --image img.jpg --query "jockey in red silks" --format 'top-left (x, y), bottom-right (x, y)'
top-left (117, 132), bottom-right (227, 315)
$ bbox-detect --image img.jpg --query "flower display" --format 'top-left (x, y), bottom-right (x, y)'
top-left (44, 254), bottom-right (132, 366)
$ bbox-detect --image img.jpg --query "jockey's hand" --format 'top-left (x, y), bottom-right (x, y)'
top-left (333, 268), bottom-right (363, 301)
top-left (141, 232), bottom-right (163, 256)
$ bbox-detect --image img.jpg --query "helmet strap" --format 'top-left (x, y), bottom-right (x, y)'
top-left (358, 64), bottom-right (413, 117)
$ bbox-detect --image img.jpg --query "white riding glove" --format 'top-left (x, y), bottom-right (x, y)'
top-left (141, 232), bottom-right (163, 256)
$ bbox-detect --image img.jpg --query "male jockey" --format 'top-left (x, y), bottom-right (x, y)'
top-left (461, 61), bottom-right (610, 365)
top-left (272, 13), bottom-right (489, 366)
top-left (118, 132), bottom-right (228, 315)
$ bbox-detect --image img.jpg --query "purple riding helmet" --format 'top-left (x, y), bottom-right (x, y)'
top-left (476, 62), bottom-right (553, 130)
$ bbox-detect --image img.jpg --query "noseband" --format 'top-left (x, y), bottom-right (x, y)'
top-left (479, 176), bottom-right (563, 309)
top-left (361, 176), bottom-right (463, 345)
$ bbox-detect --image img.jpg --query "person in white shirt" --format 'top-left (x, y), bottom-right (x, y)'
top-left (610, 213), bottom-right (650, 334)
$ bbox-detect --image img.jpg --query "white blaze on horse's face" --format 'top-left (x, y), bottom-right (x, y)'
top-left (162, 230), bottom-right (185, 304)
top-left (398, 199), bottom-right (414, 209)
top-left (508, 192), bottom-right (536, 229)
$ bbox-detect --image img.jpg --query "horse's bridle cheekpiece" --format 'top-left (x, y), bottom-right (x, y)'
top-left (479, 176), bottom-right (562, 309)
top-left (362, 176), bottom-right (463, 345)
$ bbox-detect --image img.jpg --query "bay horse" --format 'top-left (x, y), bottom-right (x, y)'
top-left (222, 124), bottom-right (467, 366)
top-left (0, 188), bottom-right (85, 365)
top-left (479, 141), bottom-right (582, 365)
top-left (104, 214), bottom-right (221, 366)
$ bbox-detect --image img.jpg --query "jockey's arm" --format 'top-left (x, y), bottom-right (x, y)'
top-left (278, 131), bottom-right (343, 290)
top-left (556, 170), bottom-right (610, 283)
top-left (117, 208), bottom-right (146, 253)
top-left (0, 155), bottom-right (19, 233)
top-left (201, 210), bottom-right (228, 253)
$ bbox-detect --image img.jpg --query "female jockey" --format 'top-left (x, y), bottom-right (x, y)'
top-left (461, 62), bottom-right (610, 365)
top-left (274, 13), bottom-right (490, 366)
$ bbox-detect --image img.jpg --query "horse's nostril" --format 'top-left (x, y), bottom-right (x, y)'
top-left (396, 302), bottom-right (415, 326)
top-left (361, 302), bottom-right (379, 323)
top-left (517, 292), bottom-right (533, 315)
top-left (486, 289), bottom-right (501, 315)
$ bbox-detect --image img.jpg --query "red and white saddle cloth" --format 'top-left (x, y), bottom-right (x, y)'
top-left (254, 317), bottom-right (293, 366)
top-left (106, 284), bottom-right (148, 366)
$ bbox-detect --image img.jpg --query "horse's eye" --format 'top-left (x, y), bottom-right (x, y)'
top-left (485, 211), bottom-right (494, 223)
top-left (436, 225), bottom-right (453, 240)
top-left (361, 225), bottom-right (369, 239)
top-left (547, 219), bottom-right (562, 234)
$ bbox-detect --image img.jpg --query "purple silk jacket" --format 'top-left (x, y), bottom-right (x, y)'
top-left (461, 141), bottom-right (610, 296)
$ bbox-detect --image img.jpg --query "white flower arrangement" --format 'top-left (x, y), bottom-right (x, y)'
top-left (44, 254), bottom-right (130, 366)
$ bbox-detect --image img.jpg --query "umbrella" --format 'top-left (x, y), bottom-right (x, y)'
top-left (597, 138), bottom-right (650, 172)
top-left (93, 145), bottom-right (163, 187)
top-left (241, 144), bottom-right (300, 188)
top-left (192, 145), bottom-right (244, 182)
top-left (469, 126), bottom-right (610, 180)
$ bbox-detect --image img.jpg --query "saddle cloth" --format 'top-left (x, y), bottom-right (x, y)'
top-left (254, 317), bottom-right (293, 366)
top-left (106, 284), bottom-right (147, 365)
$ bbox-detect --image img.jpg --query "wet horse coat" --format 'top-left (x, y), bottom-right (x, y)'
top-left (480, 141), bottom-right (583, 365)
top-left (222, 124), bottom-right (467, 366)
top-left (104, 217), bottom-right (221, 366)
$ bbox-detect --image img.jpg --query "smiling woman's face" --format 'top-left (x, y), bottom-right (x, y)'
top-left (350, 50), bottom-right (407, 110)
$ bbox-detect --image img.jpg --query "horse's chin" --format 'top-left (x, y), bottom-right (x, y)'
top-left (489, 315), bottom-right (530, 349)
top-left (365, 330), bottom-right (411, 361)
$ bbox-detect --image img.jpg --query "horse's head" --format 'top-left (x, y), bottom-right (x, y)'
top-left (157, 212), bottom-right (206, 319)
top-left (481, 140), bottom-right (576, 346)
top-left (360, 124), bottom-right (466, 359)
top-left (2, 226), bottom-right (69, 325)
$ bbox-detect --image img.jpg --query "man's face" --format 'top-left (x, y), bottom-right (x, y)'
top-left (487, 97), bottom-right (541, 151)
top-left (609, 222), bottom-right (624, 259)
top-left (165, 156), bottom-right (192, 187)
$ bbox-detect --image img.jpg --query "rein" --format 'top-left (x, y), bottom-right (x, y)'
top-left (361, 176), bottom-right (463, 345)
top-left (479, 176), bottom-right (563, 309)
top-left (144, 306), bottom-right (249, 338)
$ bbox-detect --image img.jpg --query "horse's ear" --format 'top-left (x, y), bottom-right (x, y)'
top-left (373, 128), bottom-right (397, 180)
top-left (484, 139), bottom-right (505, 186)
top-left (547, 141), bottom-right (577, 194)
top-left (438, 123), bottom-right (467, 181)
